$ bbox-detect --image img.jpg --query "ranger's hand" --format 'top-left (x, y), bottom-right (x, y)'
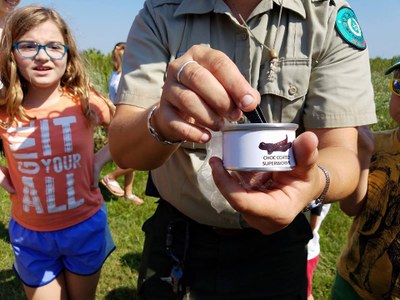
top-left (209, 131), bottom-right (320, 235)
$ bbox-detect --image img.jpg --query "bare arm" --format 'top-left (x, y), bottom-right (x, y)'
top-left (108, 104), bottom-right (176, 170)
top-left (311, 127), bottom-right (360, 203)
top-left (339, 125), bottom-right (374, 216)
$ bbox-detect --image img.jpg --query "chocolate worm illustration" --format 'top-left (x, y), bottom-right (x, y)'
top-left (258, 135), bottom-right (292, 154)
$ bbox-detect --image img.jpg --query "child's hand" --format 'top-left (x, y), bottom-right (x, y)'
top-left (0, 166), bottom-right (15, 194)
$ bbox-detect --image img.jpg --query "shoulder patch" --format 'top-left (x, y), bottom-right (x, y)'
top-left (335, 7), bottom-right (366, 50)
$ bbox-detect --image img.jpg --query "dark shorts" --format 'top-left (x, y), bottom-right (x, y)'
top-left (138, 200), bottom-right (312, 300)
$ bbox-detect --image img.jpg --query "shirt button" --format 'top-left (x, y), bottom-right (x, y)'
top-left (241, 32), bottom-right (248, 40)
top-left (288, 85), bottom-right (297, 95)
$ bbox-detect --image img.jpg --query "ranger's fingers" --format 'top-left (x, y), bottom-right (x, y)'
top-left (170, 45), bottom-right (260, 115)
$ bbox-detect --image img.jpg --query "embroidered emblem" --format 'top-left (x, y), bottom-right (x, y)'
top-left (335, 7), bottom-right (366, 50)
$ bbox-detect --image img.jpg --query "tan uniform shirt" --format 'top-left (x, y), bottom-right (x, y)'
top-left (117, 0), bottom-right (377, 228)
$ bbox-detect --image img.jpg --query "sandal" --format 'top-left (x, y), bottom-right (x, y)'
top-left (101, 175), bottom-right (124, 196)
top-left (124, 194), bottom-right (144, 205)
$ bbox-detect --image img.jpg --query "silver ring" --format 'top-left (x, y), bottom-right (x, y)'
top-left (176, 60), bottom-right (197, 83)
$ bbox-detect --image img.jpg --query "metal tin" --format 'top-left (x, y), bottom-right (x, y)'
top-left (222, 123), bottom-right (298, 171)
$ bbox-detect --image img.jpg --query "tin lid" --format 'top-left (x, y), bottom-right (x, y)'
top-left (222, 123), bottom-right (298, 132)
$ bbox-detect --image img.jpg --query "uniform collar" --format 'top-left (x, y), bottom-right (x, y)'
top-left (174, 0), bottom-right (306, 19)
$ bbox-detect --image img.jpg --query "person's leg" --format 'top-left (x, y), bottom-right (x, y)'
top-left (102, 167), bottom-right (139, 194)
top-left (123, 170), bottom-right (134, 195)
top-left (9, 219), bottom-right (68, 300)
top-left (108, 167), bottom-right (134, 179)
top-left (64, 269), bottom-right (102, 300)
top-left (306, 255), bottom-right (319, 300)
top-left (23, 273), bottom-right (68, 300)
top-left (60, 205), bottom-right (114, 300)
top-left (101, 167), bottom-right (134, 196)
top-left (123, 170), bottom-right (144, 204)
top-left (24, 271), bottom-right (101, 300)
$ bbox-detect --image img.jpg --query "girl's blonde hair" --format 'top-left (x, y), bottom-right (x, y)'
top-left (0, 5), bottom-right (114, 126)
top-left (111, 42), bottom-right (125, 74)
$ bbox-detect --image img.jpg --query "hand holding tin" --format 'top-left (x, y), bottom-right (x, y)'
top-left (209, 131), bottom-right (321, 235)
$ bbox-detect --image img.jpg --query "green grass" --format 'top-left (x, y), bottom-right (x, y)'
top-left (311, 204), bottom-right (353, 299)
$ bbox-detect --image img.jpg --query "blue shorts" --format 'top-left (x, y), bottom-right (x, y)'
top-left (8, 204), bottom-right (115, 287)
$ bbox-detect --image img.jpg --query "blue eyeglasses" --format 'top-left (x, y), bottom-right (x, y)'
top-left (13, 41), bottom-right (68, 60)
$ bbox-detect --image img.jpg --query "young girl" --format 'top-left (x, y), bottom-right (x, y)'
top-left (0, 5), bottom-right (115, 300)
top-left (101, 42), bottom-right (143, 204)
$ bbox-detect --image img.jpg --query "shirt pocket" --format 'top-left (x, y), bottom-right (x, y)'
top-left (258, 58), bottom-right (312, 123)
top-left (259, 58), bottom-right (312, 100)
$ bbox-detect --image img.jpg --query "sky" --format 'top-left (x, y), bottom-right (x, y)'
top-left (20, 0), bottom-right (398, 59)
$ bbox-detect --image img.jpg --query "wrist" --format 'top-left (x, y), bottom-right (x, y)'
top-left (147, 105), bottom-right (185, 145)
top-left (315, 165), bottom-right (330, 205)
top-left (303, 165), bottom-right (330, 212)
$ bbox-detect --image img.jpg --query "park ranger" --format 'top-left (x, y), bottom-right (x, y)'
top-left (109, 0), bottom-right (377, 298)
